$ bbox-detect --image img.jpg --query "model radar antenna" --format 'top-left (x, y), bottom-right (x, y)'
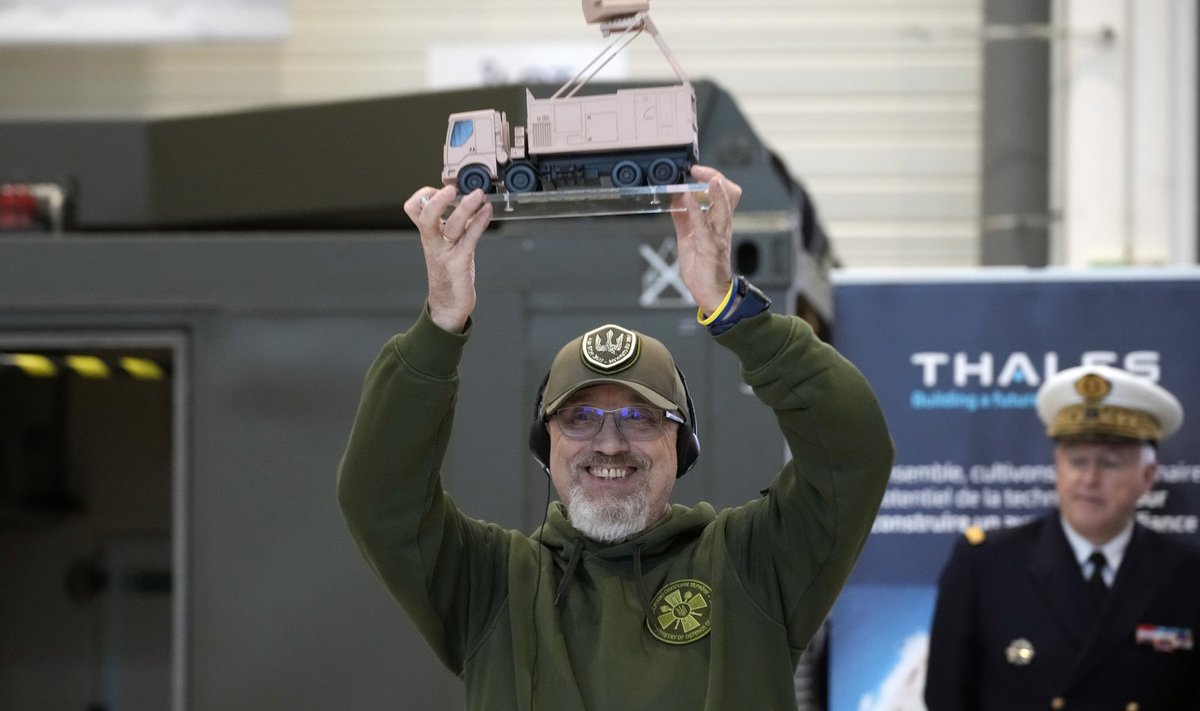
top-left (554, 0), bottom-right (689, 100)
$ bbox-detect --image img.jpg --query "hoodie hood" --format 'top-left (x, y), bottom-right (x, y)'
top-left (535, 501), bottom-right (719, 617)
top-left (535, 501), bottom-right (718, 560)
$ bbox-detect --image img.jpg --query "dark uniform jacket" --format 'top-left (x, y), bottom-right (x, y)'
top-left (925, 512), bottom-right (1200, 711)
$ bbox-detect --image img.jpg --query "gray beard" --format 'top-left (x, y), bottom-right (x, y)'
top-left (567, 480), bottom-right (651, 542)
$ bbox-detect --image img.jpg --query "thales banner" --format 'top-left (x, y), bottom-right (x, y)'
top-left (826, 270), bottom-right (1200, 711)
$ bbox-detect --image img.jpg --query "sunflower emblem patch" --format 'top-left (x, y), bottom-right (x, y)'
top-left (647, 579), bottom-right (712, 644)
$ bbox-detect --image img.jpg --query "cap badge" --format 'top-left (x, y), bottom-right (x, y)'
top-left (1006, 638), bottom-right (1035, 665)
top-left (581, 324), bottom-right (639, 374)
top-left (647, 579), bottom-right (712, 645)
top-left (1075, 373), bottom-right (1112, 402)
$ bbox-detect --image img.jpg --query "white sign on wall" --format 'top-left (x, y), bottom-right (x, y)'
top-left (426, 43), bottom-right (627, 90)
top-left (0, 0), bottom-right (287, 43)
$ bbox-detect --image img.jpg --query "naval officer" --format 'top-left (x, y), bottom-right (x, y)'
top-left (924, 364), bottom-right (1200, 711)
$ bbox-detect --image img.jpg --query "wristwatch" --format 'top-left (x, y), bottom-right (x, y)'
top-left (709, 276), bottom-right (771, 335)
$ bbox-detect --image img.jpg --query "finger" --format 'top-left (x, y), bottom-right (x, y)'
top-left (703, 178), bottom-right (736, 237)
top-left (671, 189), bottom-right (696, 235)
top-left (686, 180), bottom-right (712, 228)
top-left (407, 185), bottom-right (457, 241)
top-left (403, 186), bottom-right (441, 222)
top-left (458, 200), bottom-right (493, 251)
top-left (440, 188), bottom-right (488, 243)
top-left (691, 166), bottom-right (742, 213)
top-left (720, 175), bottom-right (742, 212)
top-left (689, 164), bottom-right (719, 182)
top-left (418, 184), bottom-right (457, 220)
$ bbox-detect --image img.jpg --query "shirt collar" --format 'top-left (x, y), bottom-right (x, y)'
top-left (1059, 514), bottom-right (1134, 572)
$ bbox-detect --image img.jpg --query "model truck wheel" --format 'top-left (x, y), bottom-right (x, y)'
top-left (503, 162), bottom-right (539, 193)
top-left (611, 160), bottom-right (644, 188)
top-left (457, 165), bottom-right (494, 195)
top-left (648, 158), bottom-right (681, 186)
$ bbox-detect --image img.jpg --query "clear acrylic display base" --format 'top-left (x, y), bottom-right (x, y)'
top-left (446, 183), bottom-right (711, 221)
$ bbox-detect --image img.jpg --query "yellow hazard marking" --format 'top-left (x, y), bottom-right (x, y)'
top-left (119, 357), bottom-right (164, 380)
top-left (65, 355), bottom-right (111, 379)
top-left (5, 353), bottom-right (58, 377)
top-left (4, 352), bottom-right (168, 380)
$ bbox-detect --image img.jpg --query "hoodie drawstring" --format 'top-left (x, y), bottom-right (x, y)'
top-left (554, 538), bottom-right (585, 606)
top-left (553, 539), bottom-right (655, 624)
top-left (632, 544), bottom-right (654, 623)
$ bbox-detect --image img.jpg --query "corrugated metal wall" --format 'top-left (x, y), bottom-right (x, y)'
top-left (0, 0), bottom-right (982, 267)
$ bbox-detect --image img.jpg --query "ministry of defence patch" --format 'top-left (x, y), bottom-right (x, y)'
top-left (647, 579), bottom-right (712, 644)
top-left (581, 324), bottom-right (639, 373)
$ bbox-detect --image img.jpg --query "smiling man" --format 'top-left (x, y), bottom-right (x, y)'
top-left (337, 166), bottom-right (894, 711)
top-left (925, 364), bottom-right (1200, 711)
top-left (543, 351), bottom-right (682, 542)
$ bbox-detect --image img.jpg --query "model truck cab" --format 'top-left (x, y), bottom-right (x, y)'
top-left (443, 109), bottom-right (524, 193)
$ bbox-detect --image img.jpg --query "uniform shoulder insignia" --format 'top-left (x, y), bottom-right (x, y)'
top-left (964, 526), bottom-right (986, 545)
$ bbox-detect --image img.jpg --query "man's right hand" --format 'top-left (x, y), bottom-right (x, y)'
top-left (403, 185), bottom-right (493, 333)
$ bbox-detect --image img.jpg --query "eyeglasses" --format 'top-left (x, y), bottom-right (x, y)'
top-left (552, 405), bottom-right (683, 441)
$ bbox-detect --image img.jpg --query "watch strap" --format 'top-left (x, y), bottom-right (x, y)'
top-left (708, 276), bottom-right (771, 335)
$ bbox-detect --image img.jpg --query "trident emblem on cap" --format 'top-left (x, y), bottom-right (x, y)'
top-left (580, 324), bottom-right (639, 373)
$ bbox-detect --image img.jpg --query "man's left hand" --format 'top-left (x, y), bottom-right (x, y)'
top-left (672, 165), bottom-right (741, 317)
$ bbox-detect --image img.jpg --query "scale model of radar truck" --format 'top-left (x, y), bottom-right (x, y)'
top-left (441, 0), bottom-right (697, 194)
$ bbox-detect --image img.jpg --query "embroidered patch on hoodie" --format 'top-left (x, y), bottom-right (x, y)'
top-left (648, 579), bottom-right (712, 644)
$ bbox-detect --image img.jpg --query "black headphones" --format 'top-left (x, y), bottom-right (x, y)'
top-left (528, 367), bottom-right (700, 478)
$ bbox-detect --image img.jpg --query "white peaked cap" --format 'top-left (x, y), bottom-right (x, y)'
top-left (1036, 364), bottom-right (1183, 443)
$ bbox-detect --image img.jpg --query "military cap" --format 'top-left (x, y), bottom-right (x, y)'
top-left (541, 323), bottom-right (688, 419)
top-left (1036, 364), bottom-right (1183, 443)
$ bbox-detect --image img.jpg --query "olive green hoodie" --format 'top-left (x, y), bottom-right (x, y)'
top-left (338, 308), bottom-right (893, 710)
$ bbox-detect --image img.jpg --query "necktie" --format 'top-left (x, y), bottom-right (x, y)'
top-left (1087, 550), bottom-right (1109, 614)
